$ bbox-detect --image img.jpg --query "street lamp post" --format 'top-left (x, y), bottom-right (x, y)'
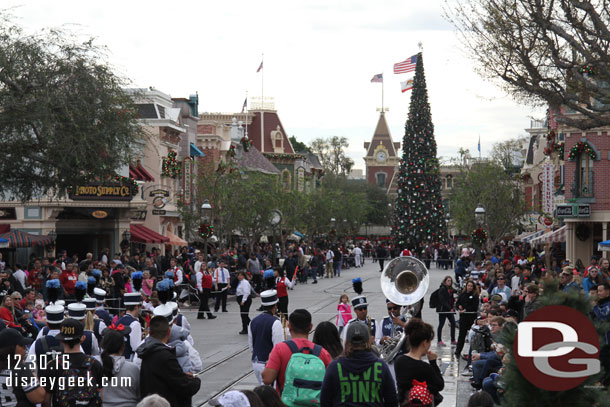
top-left (271, 209), bottom-right (283, 266)
top-left (474, 204), bottom-right (486, 256)
top-left (201, 200), bottom-right (212, 261)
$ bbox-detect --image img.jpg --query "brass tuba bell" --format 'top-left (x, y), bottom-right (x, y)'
top-left (377, 256), bottom-right (429, 362)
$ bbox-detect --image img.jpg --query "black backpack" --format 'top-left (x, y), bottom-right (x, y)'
top-left (429, 288), bottom-right (440, 309)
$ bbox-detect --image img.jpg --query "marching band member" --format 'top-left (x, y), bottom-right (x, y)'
top-left (116, 292), bottom-right (143, 360)
top-left (248, 290), bottom-right (284, 385)
top-left (340, 295), bottom-right (382, 345)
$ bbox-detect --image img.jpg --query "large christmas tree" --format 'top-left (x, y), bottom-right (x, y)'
top-left (392, 53), bottom-right (446, 249)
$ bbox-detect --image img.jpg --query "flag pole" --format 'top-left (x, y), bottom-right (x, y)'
top-left (260, 52), bottom-right (264, 152)
top-left (382, 72), bottom-right (384, 113)
top-left (245, 90), bottom-right (248, 139)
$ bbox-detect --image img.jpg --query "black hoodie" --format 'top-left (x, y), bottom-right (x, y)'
top-left (136, 336), bottom-right (201, 407)
top-left (320, 350), bottom-right (398, 407)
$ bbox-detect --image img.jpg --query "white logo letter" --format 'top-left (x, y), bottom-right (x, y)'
top-left (518, 322), bottom-right (577, 357)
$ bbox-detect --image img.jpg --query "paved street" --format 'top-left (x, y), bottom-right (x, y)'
top-left (185, 258), bottom-right (471, 406)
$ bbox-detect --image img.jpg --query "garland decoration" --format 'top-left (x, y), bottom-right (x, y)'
top-left (241, 136), bottom-right (252, 152)
top-left (114, 175), bottom-right (139, 194)
top-left (198, 222), bottom-right (214, 239)
top-left (227, 145), bottom-right (236, 158)
top-left (162, 151), bottom-right (181, 178)
top-left (262, 152), bottom-right (306, 160)
top-left (568, 141), bottom-right (596, 161)
top-left (578, 65), bottom-right (595, 76)
top-left (471, 227), bottom-right (488, 246)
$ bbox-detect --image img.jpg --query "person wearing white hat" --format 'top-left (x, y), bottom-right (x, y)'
top-left (340, 295), bottom-right (381, 345)
top-left (94, 287), bottom-right (113, 326)
top-left (67, 302), bottom-right (100, 356)
top-left (83, 297), bottom-right (106, 346)
top-left (27, 303), bottom-right (65, 370)
top-left (248, 289), bottom-right (285, 385)
top-left (116, 292), bottom-right (143, 360)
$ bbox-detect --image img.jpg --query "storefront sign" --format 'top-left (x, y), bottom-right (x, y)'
top-left (542, 163), bottom-right (555, 215)
top-left (578, 204), bottom-right (591, 217)
top-left (149, 189), bottom-right (170, 197)
top-left (70, 185), bottom-right (134, 201)
top-left (297, 167), bottom-right (305, 192)
top-left (556, 204), bottom-right (590, 218)
top-left (152, 209), bottom-right (166, 215)
top-left (91, 210), bottom-right (108, 219)
top-left (0, 208), bottom-right (16, 220)
top-left (183, 158), bottom-right (192, 205)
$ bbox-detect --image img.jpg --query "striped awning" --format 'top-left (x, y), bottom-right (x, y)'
top-left (515, 230), bottom-right (545, 243)
top-left (130, 224), bottom-right (169, 244)
top-left (0, 230), bottom-right (54, 248)
top-left (165, 231), bottom-right (187, 247)
top-left (530, 225), bottom-right (567, 244)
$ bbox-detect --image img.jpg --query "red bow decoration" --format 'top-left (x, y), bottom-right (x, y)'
top-left (109, 323), bottom-right (125, 331)
top-left (412, 379), bottom-right (427, 387)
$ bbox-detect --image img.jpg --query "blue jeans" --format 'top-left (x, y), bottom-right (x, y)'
top-left (482, 373), bottom-right (500, 404)
top-left (473, 357), bottom-right (502, 384)
top-left (309, 267), bottom-right (317, 281)
top-left (334, 261), bottom-right (341, 277)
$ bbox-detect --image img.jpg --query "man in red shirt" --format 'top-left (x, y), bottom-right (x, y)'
top-left (28, 259), bottom-right (43, 292)
top-left (262, 309), bottom-right (332, 394)
top-left (59, 263), bottom-right (78, 298)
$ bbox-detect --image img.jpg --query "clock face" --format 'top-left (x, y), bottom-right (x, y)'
top-left (376, 151), bottom-right (387, 162)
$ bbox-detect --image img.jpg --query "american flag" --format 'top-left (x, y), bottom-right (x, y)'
top-left (394, 54), bottom-right (418, 74)
top-left (241, 98), bottom-right (247, 113)
top-left (370, 73), bottom-right (383, 83)
top-left (400, 79), bottom-right (413, 93)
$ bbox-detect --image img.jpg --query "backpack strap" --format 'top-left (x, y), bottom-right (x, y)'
top-left (285, 340), bottom-right (299, 354)
top-left (311, 344), bottom-right (322, 358)
top-left (41, 337), bottom-right (49, 354)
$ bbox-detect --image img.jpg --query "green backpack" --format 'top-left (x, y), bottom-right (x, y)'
top-left (281, 340), bottom-right (326, 407)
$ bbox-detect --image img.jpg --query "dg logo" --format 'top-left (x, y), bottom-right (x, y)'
top-left (514, 305), bottom-right (600, 391)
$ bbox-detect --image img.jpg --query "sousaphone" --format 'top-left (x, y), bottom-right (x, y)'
top-left (378, 256), bottom-right (429, 362)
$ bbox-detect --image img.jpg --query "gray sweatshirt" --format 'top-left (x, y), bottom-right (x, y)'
top-left (102, 355), bottom-right (140, 407)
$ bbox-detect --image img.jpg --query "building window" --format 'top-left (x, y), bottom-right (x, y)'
top-left (376, 172), bottom-right (386, 188)
top-left (578, 154), bottom-right (594, 197)
top-left (282, 170), bottom-right (292, 191)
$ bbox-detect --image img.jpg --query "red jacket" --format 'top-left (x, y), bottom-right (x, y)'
top-left (0, 306), bottom-right (21, 328)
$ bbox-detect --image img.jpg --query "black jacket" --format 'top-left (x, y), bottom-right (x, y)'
top-left (456, 291), bottom-right (479, 313)
top-left (437, 284), bottom-right (454, 313)
top-left (136, 336), bottom-right (201, 407)
top-left (394, 355), bottom-right (444, 405)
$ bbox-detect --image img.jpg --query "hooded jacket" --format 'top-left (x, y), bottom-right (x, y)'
top-left (136, 336), bottom-right (201, 407)
top-left (320, 350), bottom-right (398, 407)
top-left (102, 355), bottom-right (140, 407)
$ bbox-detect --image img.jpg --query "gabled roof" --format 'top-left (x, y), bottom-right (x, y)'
top-left (238, 145), bottom-right (280, 175)
top-left (246, 111), bottom-right (295, 154)
top-left (365, 112), bottom-right (400, 157)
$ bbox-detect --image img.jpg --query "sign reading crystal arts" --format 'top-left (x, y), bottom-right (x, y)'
top-left (69, 184), bottom-right (134, 201)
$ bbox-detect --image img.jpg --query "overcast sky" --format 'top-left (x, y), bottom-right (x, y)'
top-left (7, 0), bottom-right (541, 170)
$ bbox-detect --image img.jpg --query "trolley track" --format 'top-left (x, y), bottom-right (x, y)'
top-left (196, 274), bottom-right (383, 406)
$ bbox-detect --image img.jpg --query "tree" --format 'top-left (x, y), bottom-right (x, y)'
top-left (392, 53), bottom-right (447, 249)
top-left (447, 0), bottom-right (610, 129)
top-left (0, 16), bottom-right (141, 201)
top-left (310, 136), bottom-right (354, 176)
top-left (450, 162), bottom-right (525, 246)
top-left (288, 135), bottom-right (310, 153)
top-left (490, 136), bottom-right (528, 174)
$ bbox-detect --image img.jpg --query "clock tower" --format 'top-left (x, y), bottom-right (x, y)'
top-left (364, 111), bottom-right (401, 192)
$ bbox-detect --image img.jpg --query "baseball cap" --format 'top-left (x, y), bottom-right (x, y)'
top-left (55, 318), bottom-right (84, 341)
top-left (208, 390), bottom-right (250, 407)
top-left (345, 321), bottom-right (369, 345)
top-left (0, 328), bottom-right (34, 347)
